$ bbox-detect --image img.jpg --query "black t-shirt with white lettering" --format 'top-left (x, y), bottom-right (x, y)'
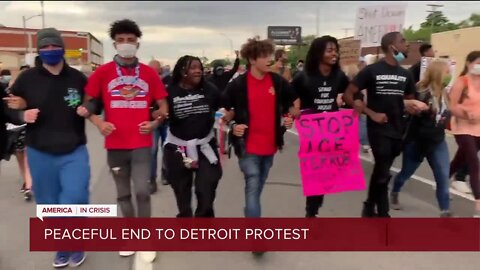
top-left (353, 60), bottom-right (416, 139)
top-left (292, 69), bottom-right (349, 112)
top-left (167, 81), bottom-right (220, 140)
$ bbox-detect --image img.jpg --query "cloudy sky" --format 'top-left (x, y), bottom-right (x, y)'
top-left (1, 1), bottom-right (478, 66)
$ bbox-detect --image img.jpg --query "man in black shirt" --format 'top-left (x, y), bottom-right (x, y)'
top-left (344, 32), bottom-right (418, 218)
top-left (206, 51), bottom-right (240, 92)
top-left (7, 28), bottom-right (89, 267)
top-left (409, 43), bottom-right (435, 83)
top-left (292, 36), bottom-right (350, 217)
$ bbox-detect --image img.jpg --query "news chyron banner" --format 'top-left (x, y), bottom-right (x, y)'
top-left (31, 205), bottom-right (480, 252)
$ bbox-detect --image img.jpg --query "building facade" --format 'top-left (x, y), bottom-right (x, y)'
top-left (0, 26), bottom-right (103, 73)
top-left (431, 26), bottom-right (480, 78)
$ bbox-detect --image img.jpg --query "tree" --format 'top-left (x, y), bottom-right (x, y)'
top-left (420, 11), bottom-right (450, 28)
top-left (199, 56), bottom-right (209, 66)
top-left (286, 35), bottom-right (316, 67)
top-left (403, 11), bottom-right (459, 42)
top-left (458, 13), bottom-right (480, 28)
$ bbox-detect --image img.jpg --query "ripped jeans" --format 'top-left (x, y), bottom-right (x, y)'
top-left (107, 147), bottom-right (152, 217)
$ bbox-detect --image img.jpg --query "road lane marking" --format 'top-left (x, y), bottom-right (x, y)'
top-left (286, 129), bottom-right (474, 201)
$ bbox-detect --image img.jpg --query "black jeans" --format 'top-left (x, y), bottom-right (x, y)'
top-left (367, 132), bottom-right (403, 217)
top-left (450, 135), bottom-right (480, 199)
top-left (107, 148), bottom-right (151, 218)
top-left (164, 140), bottom-right (222, 217)
top-left (305, 195), bottom-right (324, 217)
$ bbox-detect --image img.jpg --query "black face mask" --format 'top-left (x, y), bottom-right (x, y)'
top-left (215, 68), bottom-right (224, 76)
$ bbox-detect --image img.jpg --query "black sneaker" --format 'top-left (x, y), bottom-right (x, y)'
top-left (20, 183), bottom-right (26, 193)
top-left (149, 181), bottom-right (158, 195)
top-left (24, 190), bottom-right (32, 201)
top-left (361, 202), bottom-right (377, 218)
top-left (252, 251), bottom-right (266, 258)
top-left (161, 177), bottom-right (169, 186)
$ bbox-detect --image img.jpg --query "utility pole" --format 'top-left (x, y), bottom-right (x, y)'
top-left (219, 33), bottom-right (234, 59)
top-left (341, 28), bottom-right (353, 38)
top-left (22, 14), bottom-right (43, 53)
top-left (426, 3), bottom-right (444, 40)
top-left (40, 1), bottom-right (45, 28)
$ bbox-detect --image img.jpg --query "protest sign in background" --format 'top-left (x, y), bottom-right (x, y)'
top-left (339, 39), bottom-right (361, 67)
top-left (295, 110), bottom-right (366, 196)
top-left (354, 4), bottom-right (407, 48)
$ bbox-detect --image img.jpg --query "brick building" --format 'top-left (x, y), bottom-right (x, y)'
top-left (0, 26), bottom-right (103, 73)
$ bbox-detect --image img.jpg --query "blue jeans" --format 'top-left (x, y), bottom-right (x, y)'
top-left (239, 154), bottom-right (274, 218)
top-left (359, 114), bottom-right (369, 146)
top-left (28, 145), bottom-right (90, 258)
top-left (151, 124), bottom-right (168, 180)
top-left (392, 140), bottom-right (450, 211)
top-left (28, 145), bottom-right (90, 205)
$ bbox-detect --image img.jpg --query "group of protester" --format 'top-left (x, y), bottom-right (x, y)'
top-left (1, 17), bottom-right (480, 268)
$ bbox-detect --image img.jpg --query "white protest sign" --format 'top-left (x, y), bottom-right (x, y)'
top-left (420, 57), bottom-right (457, 91)
top-left (354, 4), bottom-right (407, 48)
top-left (36, 204), bottom-right (117, 221)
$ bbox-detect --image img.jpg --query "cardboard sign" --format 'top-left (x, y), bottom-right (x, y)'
top-left (419, 57), bottom-right (457, 91)
top-left (354, 4), bottom-right (407, 48)
top-left (339, 39), bottom-right (361, 67)
top-left (295, 110), bottom-right (366, 196)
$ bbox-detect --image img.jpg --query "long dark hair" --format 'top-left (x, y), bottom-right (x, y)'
top-left (460, 51), bottom-right (480, 76)
top-left (305, 35), bottom-right (340, 76)
top-left (172, 55), bottom-right (205, 87)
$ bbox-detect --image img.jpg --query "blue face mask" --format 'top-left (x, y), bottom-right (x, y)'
top-left (39, 48), bottom-right (65, 66)
top-left (393, 50), bottom-right (406, 63)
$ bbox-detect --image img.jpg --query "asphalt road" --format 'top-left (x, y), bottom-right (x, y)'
top-left (0, 123), bottom-right (479, 270)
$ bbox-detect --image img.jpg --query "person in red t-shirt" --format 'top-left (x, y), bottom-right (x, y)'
top-left (77, 19), bottom-right (168, 258)
top-left (222, 37), bottom-right (300, 256)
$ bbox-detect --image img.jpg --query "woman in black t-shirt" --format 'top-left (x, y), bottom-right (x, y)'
top-left (163, 55), bottom-right (223, 218)
top-left (291, 35), bottom-right (349, 217)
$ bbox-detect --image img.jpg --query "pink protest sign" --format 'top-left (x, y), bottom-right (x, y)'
top-left (295, 109), bottom-right (366, 196)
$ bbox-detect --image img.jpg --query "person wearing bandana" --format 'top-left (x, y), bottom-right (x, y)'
top-left (390, 60), bottom-right (452, 217)
top-left (78, 19), bottom-right (168, 258)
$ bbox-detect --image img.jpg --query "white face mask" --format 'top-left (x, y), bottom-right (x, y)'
top-left (471, 64), bottom-right (480, 75)
top-left (116, 43), bottom-right (137, 58)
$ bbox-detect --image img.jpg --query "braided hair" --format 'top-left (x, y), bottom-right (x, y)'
top-left (172, 55), bottom-right (205, 87)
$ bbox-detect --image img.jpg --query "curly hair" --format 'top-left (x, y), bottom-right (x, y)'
top-left (109, 19), bottom-right (142, 40)
top-left (240, 36), bottom-right (275, 66)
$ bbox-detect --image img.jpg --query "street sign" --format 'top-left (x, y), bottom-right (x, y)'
top-left (354, 4), bottom-right (407, 48)
top-left (65, 49), bottom-right (82, 58)
top-left (267, 26), bottom-right (302, 45)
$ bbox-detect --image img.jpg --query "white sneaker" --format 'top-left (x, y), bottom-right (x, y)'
top-left (362, 145), bottom-right (371, 153)
top-left (119, 251), bottom-right (135, 257)
top-left (138, 251), bottom-right (157, 263)
top-left (451, 181), bottom-right (472, 194)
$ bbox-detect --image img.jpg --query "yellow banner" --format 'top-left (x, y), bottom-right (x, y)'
top-left (65, 49), bottom-right (82, 58)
